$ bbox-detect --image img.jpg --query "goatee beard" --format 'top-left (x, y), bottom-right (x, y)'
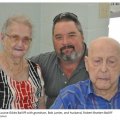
top-left (58, 50), bottom-right (83, 62)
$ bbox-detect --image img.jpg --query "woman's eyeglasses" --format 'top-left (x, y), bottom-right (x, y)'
top-left (5, 33), bottom-right (32, 44)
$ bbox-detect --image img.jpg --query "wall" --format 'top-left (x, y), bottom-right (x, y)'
top-left (0, 3), bottom-right (110, 57)
top-left (110, 2), bottom-right (120, 18)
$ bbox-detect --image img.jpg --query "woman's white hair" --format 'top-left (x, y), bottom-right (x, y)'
top-left (2, 15), bottom-right (32, 34)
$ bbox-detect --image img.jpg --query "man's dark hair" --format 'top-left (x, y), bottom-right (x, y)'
top-left (52, 12), bottom-right (83, 35)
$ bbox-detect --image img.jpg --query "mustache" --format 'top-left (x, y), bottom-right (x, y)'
top-left (60, 45), bottom-right (75, 52)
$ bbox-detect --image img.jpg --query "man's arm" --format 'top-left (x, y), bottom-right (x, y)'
top-left (50, 94), bottom-right (65, 109)
top-left (30, 54), bottom-right (42, 65)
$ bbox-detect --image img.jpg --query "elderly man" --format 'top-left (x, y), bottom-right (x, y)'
top-left (50, 36), bottom-right (120, 109)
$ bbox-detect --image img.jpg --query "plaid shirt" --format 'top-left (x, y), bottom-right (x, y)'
top-left (51, 79), bottom-right (120, 109)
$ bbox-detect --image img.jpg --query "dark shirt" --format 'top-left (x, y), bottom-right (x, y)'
top-left (51, 79), bottom-right (120, 109)
top-left (30, 43), bottom-right (89, 108)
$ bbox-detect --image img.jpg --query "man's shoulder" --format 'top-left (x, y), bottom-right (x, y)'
top-left (38, 51), bottom-right (58, 63)
top-left (30, 51), bottom-right (57, 64)
top-left (39, 51), bottom-right (56, 58)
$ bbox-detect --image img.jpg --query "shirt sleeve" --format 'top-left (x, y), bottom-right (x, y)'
top-left (50, 94), bottom-right (65, 109)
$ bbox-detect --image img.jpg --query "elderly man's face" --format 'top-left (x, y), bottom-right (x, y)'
top-left (85, 39), bottom-right (120, 91)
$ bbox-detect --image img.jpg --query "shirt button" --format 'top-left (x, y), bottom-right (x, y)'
top-left (64, 81), bottom-right (67, 84)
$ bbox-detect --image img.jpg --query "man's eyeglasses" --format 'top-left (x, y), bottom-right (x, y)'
top-left (5, 33), bottom-right (32, 44)
top-left (53, 12), bottom-right (78, 24)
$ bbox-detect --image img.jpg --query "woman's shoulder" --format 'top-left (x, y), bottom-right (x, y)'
top-left (26, 59), bottom-right (42, 73)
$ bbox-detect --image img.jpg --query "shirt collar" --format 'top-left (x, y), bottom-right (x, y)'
top-left (87, 80), bottom-right (94, 95)
top-left (87, 77), bottom-right (120, 96)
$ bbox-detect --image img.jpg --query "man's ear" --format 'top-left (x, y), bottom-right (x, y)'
top-left (84, 56), bottom-right (89, 72)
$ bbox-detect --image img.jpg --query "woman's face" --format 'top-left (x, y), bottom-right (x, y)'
top-left (2, 22), bottom-right (32, 58)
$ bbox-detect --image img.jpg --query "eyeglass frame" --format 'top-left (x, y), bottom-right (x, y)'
top-left (53, 12), bottom-right (78, 24)
top-left (52, 12), bottom-right (84, 35)
top-left (5, 33), bottom-right (32, 44)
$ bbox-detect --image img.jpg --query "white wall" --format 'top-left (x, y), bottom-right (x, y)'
top-left (0, 3), bottom-right (110, 57)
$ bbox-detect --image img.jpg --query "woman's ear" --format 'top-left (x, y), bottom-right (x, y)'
top-left (0, 33), bottom-right (5, 47)
top-left (84, 56), bottom-right (89, 72)
top-left (0, 32), bottom-right (4, 41)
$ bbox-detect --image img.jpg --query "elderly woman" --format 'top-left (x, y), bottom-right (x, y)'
top-left (0, 15), bottom-right (45, 109)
